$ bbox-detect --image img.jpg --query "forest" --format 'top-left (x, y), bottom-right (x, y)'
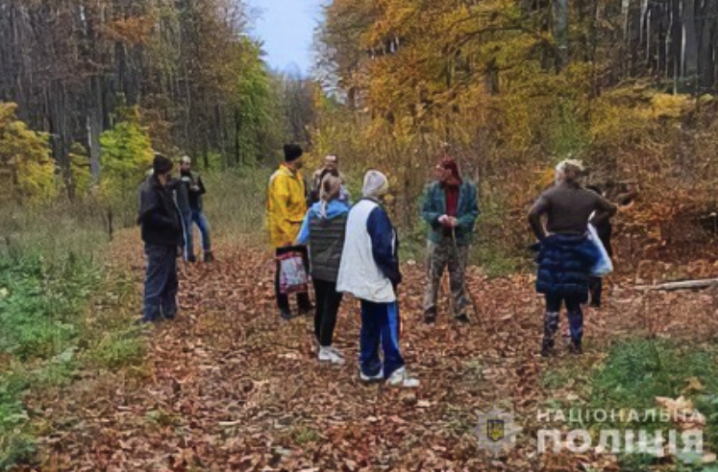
top-left (314, 0), bottom-right (718, 262)
top-left (2, 0), bottom-right (718, 471)
top-left (0, 0), bottom-right (316, 205)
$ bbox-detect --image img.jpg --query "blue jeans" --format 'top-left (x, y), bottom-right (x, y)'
top-left (182, 209), bottom-right (212, 260)
top-left (360, 300), bottom-right (405, 379)
top-left (143, 245), bottom-right (179, 322)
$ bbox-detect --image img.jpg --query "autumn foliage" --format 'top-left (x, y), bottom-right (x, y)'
top-left (0, 103), bottom-right (56, 204)
top-left (315, 0), bottom-right (718, 265)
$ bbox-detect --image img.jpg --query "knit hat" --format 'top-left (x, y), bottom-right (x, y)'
top-left (284, 144), bottom-right (303, 162)
top-left (153, 153), bottom-right (173, 175)
top-left (362, 170), bottom-right (389, 198)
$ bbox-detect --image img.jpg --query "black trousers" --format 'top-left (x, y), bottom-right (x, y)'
top-left (313, 278), bottom-right (343, 347)
top-left (590, 229), bottom-right (612, 307)
top-left (275, 246), bottom-right (312, 312)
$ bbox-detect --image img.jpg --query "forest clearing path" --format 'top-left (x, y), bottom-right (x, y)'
top-left (25, 231), bottom-right (718, 471)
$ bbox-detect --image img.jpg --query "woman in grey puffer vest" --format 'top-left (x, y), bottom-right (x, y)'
top-left (297, 171), bottom-right (350, 365)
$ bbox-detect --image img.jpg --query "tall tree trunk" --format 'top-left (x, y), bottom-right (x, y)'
top-left (87, 75), bottom-right (103, 181)
top-left (234, 107), bottom-right (242, 166)
top-left (553, 0), bottom-right (569, 72)
top-left (681, 0), bottom-right (698, 93)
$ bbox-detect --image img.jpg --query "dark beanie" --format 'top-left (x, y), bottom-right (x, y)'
top-left (153, 153), bottom-right (173, 175)
top-left (284, 144), bottom-right (303, 162)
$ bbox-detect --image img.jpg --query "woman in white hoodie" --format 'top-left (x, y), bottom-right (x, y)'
top-left (337, 170), bottom-right (419, 388)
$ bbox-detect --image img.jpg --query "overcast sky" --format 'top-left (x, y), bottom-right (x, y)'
top-left (247, 0), bottom-right (323, 75)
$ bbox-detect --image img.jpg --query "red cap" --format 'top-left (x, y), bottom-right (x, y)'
top-left (440, 157), bottom-right (462, 185)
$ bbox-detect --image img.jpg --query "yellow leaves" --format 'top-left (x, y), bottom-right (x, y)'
top-left (650, 93), bottom-right (693, 119)
top-left (654, 396), bottom-right (706, 431)
top-left (104, 15), bottom-right (156, 46)
top-left (99, 106), bottom-right (154, 202)
top-left (0, 102), bottom-right (57, 204)
top-left (70, 143), bottom-right (93, 197)
top-left (682, 377), bottom-right (706, 395)
top-left (369, 0), bottom-right (417, 42)
top-left (589, 87), bottom-right (653, 148)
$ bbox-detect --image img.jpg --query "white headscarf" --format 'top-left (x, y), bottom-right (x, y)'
top-left (362, 170), bottom-right (389, 199)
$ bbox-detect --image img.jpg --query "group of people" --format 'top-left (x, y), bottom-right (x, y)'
top-left (136, 144), bottom-right (634, 387)
top-left (266, 144), bottom-right (481, 389)
top-left (137, 153), bottom-right (214, 323)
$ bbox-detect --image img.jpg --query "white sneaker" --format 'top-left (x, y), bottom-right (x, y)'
top-left (327, 346), bottom-right (345, 358)
top-left (318, 347), bottom-right (345, 365)
top-left (386, 367), bottom-right (420, 388)
top-left (360, 369), bottom-right (384, 382)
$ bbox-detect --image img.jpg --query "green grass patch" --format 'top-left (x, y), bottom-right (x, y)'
top-left (89, 328), bottom-right (146, 370)
top-left (0, 255), bottom-right (100, 360)
top-left (588, 339), bottom-right (718, 413)
top-left (291, 425), bottom-right (321, 446)
top-left (0, 376), bottom-right (35, 470)
top-left (146, 408), bottom-right (183, 428)
top-left (0, 252), bottom-right (101, 468)
top-left (202, 166), bottom-right (271, 242)
top-left (543, 338), bottom-right (718, 471)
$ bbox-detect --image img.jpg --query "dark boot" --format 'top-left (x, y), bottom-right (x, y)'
top-left (298, 304), bottom-right (314, 316)
top-left (204, 251), bottom-right (215, 263)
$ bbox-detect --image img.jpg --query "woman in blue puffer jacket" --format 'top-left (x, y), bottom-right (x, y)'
top-left (528, 160), bottom-right (617, 356)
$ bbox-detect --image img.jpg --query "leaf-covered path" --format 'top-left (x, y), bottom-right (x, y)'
top-left (24, 233), bottom-right (718, 471)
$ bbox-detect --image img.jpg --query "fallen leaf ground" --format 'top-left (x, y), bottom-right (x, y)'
top-left (19, 231), bottom-right (718, 471)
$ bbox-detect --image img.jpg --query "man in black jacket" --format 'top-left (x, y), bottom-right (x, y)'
top-left (586, 184), bottom-right (638, 308)
top-left (138, 154), bottom-right (183, 323)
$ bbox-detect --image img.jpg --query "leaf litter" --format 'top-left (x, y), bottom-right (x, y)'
top-left (14, 232), bottom-right (718, 471)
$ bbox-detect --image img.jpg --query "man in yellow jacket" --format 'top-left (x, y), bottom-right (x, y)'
top-left (267, 144), bottom-right (313, 319)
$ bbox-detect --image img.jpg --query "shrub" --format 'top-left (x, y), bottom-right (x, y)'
top-left (0, 102), bottom-right (57, 204)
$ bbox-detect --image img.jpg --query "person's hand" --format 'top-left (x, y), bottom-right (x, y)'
top-left (449, 217), bottom-right (459, 228)
top-left (438, 215), bottom-right (451, 227)
top-left (618, 200), bottom-right (635, 212)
